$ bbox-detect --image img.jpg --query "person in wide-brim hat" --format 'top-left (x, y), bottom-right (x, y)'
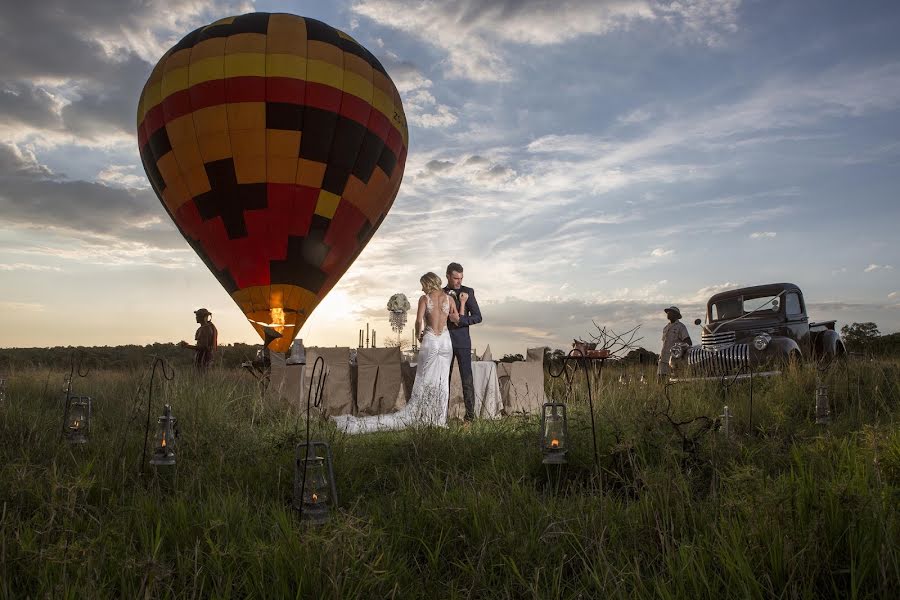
top-left (179, 308), bottom-right (218, 370)
top-left (658, 305), bottom-right (691, 381)
top-left (663, 305), bottom-right (682, 320)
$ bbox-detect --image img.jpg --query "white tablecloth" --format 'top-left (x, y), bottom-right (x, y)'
top-left (471, 360), bottom-right (502, 419)
top-left (406, 359), bottom-right (502, 419)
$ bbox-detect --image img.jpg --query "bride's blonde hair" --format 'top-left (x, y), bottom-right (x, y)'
top-left (420, 272), bottom-right (443, 293)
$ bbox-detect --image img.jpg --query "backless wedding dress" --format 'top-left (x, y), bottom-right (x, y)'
top-left (333, 293), bottom-right (453, 434)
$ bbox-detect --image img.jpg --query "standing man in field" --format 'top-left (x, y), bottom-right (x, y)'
top-left (658, 305), bottom-right (691, 382)
top-left (179, 308), bottom-right (218, 371)
top-left (445, 262), bottom-right (482, 423)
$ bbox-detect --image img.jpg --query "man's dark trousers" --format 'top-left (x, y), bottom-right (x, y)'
top-left (445, 284), bottom-right (482, 422)
top-left (450, 348), bottom-right (476, 421)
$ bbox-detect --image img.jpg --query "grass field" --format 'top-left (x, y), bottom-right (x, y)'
top-left (0, 358), bottom-right (898, 598)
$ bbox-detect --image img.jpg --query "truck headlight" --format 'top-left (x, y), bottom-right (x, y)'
top-left (671, 344), bottom-right (684, 359)
top-left (753, 334), bottom-right (771, 351)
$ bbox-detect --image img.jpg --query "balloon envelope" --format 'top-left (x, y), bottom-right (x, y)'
top-left (137, 13), bottom-right (408, 352)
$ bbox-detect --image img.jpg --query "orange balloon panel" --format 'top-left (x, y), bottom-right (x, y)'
top-left (137, 13), bottom-right (408, 352)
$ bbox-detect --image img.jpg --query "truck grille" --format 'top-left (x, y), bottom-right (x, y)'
top-left (688, 344), bottom-right (750, 374)
top-left (701, 330), bottom-right (736, 351)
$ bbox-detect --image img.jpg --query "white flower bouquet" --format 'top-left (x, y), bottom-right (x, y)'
top-left (387, 293), bottom-right (411, 313)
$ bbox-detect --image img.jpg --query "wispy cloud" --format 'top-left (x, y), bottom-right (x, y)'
top-left (0, 262), bottom-right (61, 271)
top-left (353, 0), bottom-right (741, 81)
top-left (750, 231), bottom-right (776, 239)
top-left (0, 301), bottom-right (45, 312)
top-left (864, 264), bottom-right (894, 273)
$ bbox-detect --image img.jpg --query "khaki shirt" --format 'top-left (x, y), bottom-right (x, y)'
top-left (659, 320), bottom-right (690, 364)
top-left (194, 322), bottom-right (218, 369)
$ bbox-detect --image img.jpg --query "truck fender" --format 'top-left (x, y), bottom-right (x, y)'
top-left (814, 329), bottom-right (845, 360)
top-left (767, 337), bottom-right (802, 364)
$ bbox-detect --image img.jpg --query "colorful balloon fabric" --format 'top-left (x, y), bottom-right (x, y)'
top-left (137, 13), bottom-right (408, 352)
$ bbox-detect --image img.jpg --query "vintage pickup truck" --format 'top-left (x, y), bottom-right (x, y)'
top-left (668, 283), bottom-right (845, 378)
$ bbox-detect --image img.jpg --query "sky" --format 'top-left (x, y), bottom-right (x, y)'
top-left (1, 0), bottom-right (899, 357)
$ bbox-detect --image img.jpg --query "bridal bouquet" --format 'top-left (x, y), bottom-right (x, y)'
top-left (387, 293), bottom-right (410, 334)
top-left (387, 293), bottom-right (411, 313)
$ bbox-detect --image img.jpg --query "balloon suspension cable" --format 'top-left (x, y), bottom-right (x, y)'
top-left (141, 356), bottom-right (175, 475)
top-left (60, 350), bottom-right (90, 442)
top-left (297, 356), bottom-right (327, 523)
top-left (719, 365), bottom-right (755, 434)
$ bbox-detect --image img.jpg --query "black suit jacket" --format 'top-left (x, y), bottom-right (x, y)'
top-left (444, 285), bottom-right (482, 349)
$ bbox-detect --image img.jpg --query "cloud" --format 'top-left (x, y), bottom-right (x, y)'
top-left (0, 1), bottom-right (251, 145)
top-left (0, 84), bottom-right (64, 132)
top-left (864, 264), bottom-right (894, 273)
top-left (0, 301), bottom-right (46, 312)
top-left (0, 263), bottom-right (62, 272)
top-left (375, 56), bottom-right (459, 128)
top-left (683, 282), bottom-right (741, 304)
top-left (618, 107), bottom-right (654, 125)
top-left (650, 247), bottom-right (673, 257)
top-left (889, 292), bottom-right (898, 299)
top-left (750, 231), bottom-right (776, 239)
top-left (352, 0), bottom-right (742, 81)
top-left (96, 164), bottom-right (151, 190)
top-left (0, 142), bottom-right (188, 265)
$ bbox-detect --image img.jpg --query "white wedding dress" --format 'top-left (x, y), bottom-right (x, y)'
top-left (333, 293), bottom-right (453, 434)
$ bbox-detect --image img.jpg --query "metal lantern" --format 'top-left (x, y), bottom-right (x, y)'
top-left (293, 441), bottom-right (338, 524)
top-left (719, 405), bottom-right (732, 438)
top-left (540, 402), bottom-right (569, 465)
top-left (65, 396), bottom-right (92, 444)
top-left (150, 404), bottom-right (177, 466)
top-left (815, 384), bottom-right (830, 425)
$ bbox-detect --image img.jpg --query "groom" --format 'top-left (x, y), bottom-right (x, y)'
top-left (445, 262), bottom-right (482, 422)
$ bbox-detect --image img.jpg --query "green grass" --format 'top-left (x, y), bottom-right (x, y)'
top-left (0, 359), bottom-right (898, 598)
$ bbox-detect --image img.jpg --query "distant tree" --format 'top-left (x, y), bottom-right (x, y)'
top-left (841, 322), bottom-right (881, 353)
top-left (499, 353), bottom-right (524, 363)
top-left (543, 348), bottom-right (566, 367)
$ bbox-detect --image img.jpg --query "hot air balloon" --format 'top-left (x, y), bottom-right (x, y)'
top-left (137, 13), bottom-right (408, 353)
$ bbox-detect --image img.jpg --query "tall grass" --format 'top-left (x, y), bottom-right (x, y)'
top-left (0, 359), bottom-right (898, 598)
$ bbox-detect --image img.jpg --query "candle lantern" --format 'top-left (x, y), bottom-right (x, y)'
top-left (150, 404), bottom-right (178, 466)
top-left (293, 441), bottom-right (338, 524)
top-left (65, 396), bottom-right (92, 444)
top-left (815, 384), bottom-right (830, 425)
top-left (719, 405), bottom-right (732, 438)
top-left (540, 402), bottom-right (568, 465)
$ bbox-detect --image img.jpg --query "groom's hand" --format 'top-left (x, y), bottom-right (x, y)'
top-left (449, 313), bottom-right (460, 324)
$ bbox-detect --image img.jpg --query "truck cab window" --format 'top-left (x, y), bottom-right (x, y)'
top-left (785, 292), bottom-right (802, 316)
top-left (712, 298), bottom-right (742, 320)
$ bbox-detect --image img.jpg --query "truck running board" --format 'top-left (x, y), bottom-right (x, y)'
top-left (669, 370), bottom-right (782, 383)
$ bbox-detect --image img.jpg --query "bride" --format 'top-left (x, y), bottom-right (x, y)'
top-left (333, 272), bottom-right (458, 434)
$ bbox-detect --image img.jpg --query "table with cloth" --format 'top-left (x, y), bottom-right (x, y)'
top-left (266, 348), bottom-right (508, 420)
